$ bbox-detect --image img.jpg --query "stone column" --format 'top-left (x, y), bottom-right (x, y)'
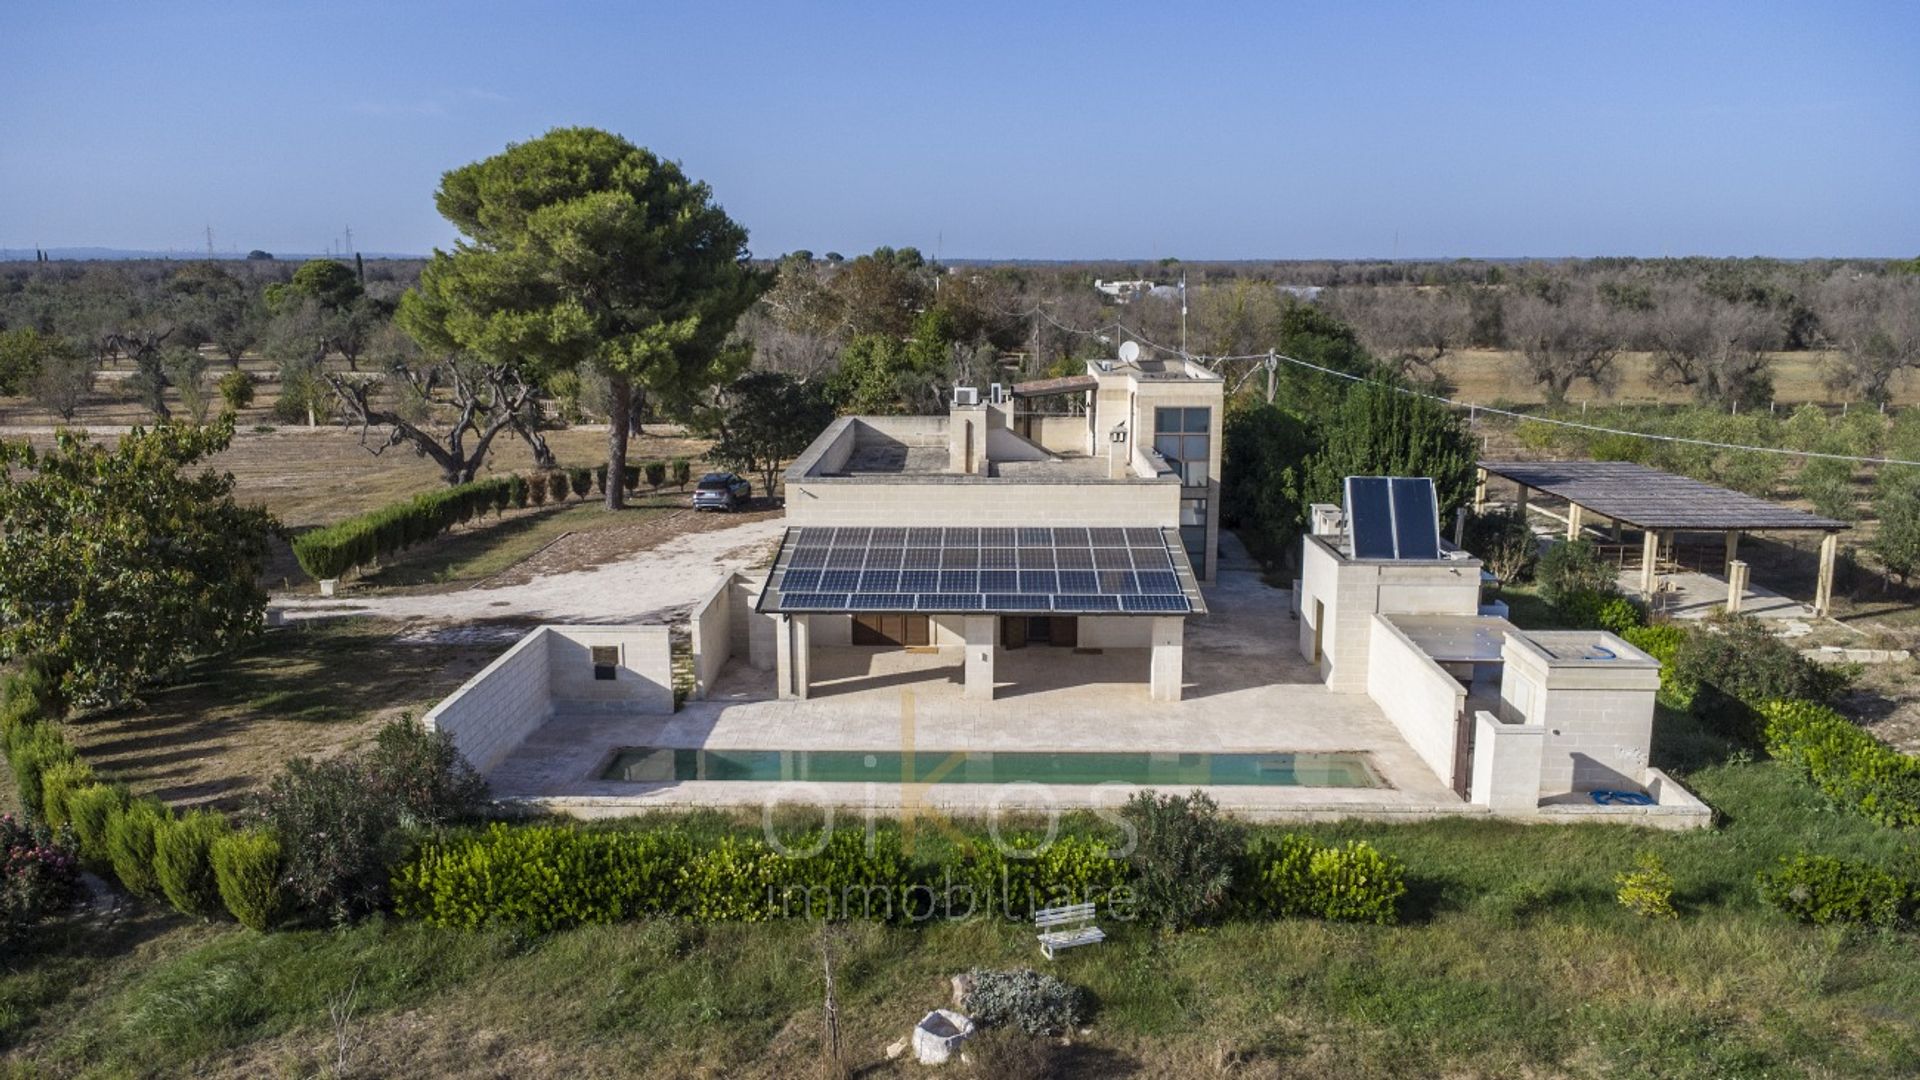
top-left (775, 615), bottom-right (796, 699)
top-left (1473, 467), bottom-right (1488, 513)
top-left (1640, 529), bottom-right (1660, 599)
top-left (963, 615), bottom-right (996, 701)
top-left (1150, 616), bottom-right (1185, 702)
top-left (1566, 502), bottom-right (1584, 541)
top-left (1723, 530), bottom-right (1740, 571)
top-left (1726, 560), bottom-right (1749, 614)
top-left (776, 615), bottom-right (811, 700)
top-left (793, 615), bottom-right (811, 700)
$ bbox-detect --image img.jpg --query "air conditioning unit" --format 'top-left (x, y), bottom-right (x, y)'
top-left (952, 386), bottom-right (980, 407)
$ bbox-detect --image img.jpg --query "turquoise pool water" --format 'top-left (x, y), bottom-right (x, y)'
top-left (598, 747), bottom-right (1381, 788)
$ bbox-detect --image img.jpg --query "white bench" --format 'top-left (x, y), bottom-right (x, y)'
top-left (1034, 902), bottom-right (1105, 959)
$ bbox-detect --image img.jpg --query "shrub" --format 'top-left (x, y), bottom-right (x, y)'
top-left (1761, 699), bottom-right (1920, 829)
top-left (1309, 841), bottom-right (1407, 925)
top-left (7, 722), bottom-right (75, 819)
top-left (252, 756), bottom-right (399, 920)
top-left (1, 814), bottom-right (81, 946)
top-left (1, 661), bottom-right (64, 730)
top-left (395, 823), bottom-right (693, 932)
top-left (622, 464), bottom-right (640, 492)
top-left (569, 467), bottom-right (592, 499)
top-left (508, 473), bottom-right (529, 508)
top-left (364, 718), bottom-right (488, 829)
top-left (678, 835), bottom-right (786, 922)
top-left (1461, 508), bottom-right (1536, 584)
top-left (290, 478), bottom-right (511, 581)
top-left (547, 471), bottom-right (569, 502)
top-left (105, 798), bottom-right (170, 899)
top-left (958, 833), bottom-right (1128, 921)
top-left (1614, 852), bottom-right (1678, 919)
top-left (1538, 539), bottom-right (1616, 604)
top-left (216, 370), bottom-right (255, 412)
top-left (1677, 616), bottom-right (1849, 741)
top-left (529, 472), bottom-right (548, 505)
top-left (593, 464), bottom-right (608, 494)
top-left (490, 480), bottom-right (511, 516)
top-left (962, 969), bottom-right (1089, 1036)
top-left (1595, 595), bottom-right (1647, 635)
top-left (770, 827), bottom-right (916, 921)
top-left (38, 756), bottom-right (94, 828)
top-left (644, 461), bottom-right (666, 488)
top-left (671, 459), bottom-right (692, 488)
top-left (1240, 834), bottom-right (1406, 924)
top-left (211, 829), bottom-right (286, 931)
top-left (1554, 587), bottom-right (1618, 630)
top-left (65, 782), bottom-right (126, 867)
top-left (1622, 623), bottom-right (1691, 704)
top-left (1118, 790), bottom-right (1245, 930)
top-left (1758, 853), bottom-right (1912, 928)
top-left (153, 809), bottom-right (230, 919)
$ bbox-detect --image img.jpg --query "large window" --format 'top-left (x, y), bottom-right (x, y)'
top-left (1153, 407), bottom-right (1211, 488)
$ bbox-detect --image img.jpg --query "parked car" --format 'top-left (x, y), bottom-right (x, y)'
top-left (692, 471), bottom-right (753, 511)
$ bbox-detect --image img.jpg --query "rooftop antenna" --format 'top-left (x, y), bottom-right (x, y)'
top-left (344, 224), bottom-right (354, 256)
top-left (205, 225), bottom-right (215, 258)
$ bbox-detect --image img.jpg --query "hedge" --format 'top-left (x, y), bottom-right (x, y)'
top-left (1240, 835), bottom-right (1407, 924)
top-left (65, 783), bottom-right (126, 870)
top-left (6, 722), bottom-right (76, 819)
top-left (154, 809), bottom-right (230, 919)
top-left (1757, 853), bottom-right (1914, 927)
top-left (291, 477), bottom-right (512, 581)
top-left (212, 829), bottom-right (287, 931)
top-left (104, 799), bottom-right (171, 899)
top-left (1761, 699), bottom-right (1920, 829)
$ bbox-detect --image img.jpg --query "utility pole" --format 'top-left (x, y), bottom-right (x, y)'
top-left (1179, 272), bottom-right (1188, 356)
top-left (1266, 349), bottom-right (1277, 405)
top-left (344, 224), bottom-right (354, 256)
top-left (205, 225), bottom-right (215, 258)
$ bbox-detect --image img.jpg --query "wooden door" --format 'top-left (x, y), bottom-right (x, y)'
top-left (852, 613), bottom-right (929, 646)
top-left (1048, 616), bottom-right (1079, 648)
top-left (1451, 705), bottom-right (1475, 800)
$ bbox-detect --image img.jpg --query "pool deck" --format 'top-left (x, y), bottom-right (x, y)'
top-left (487, 537), bottom-right (1488, 823)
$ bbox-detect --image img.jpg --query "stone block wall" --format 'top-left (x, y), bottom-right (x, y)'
top-left (548, 626), bottom-right (674, 714)
top-left (423, 627), bottom-right (553, 773)
top-left (1365, 615), bottom-right (1466, 786)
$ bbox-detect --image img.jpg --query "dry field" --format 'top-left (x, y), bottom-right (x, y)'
top-left (1436, 347), bottom-right (1912, 407)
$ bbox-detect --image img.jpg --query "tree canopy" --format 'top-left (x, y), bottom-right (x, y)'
top-left (694, 370), bottom-right (834, 495)
top-left (0, 416), bottom-right (277, 707)
top-left (400, 127), bottom-right (765, 508)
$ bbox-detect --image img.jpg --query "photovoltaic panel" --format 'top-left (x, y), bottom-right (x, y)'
top-left (1389, 477), bottom-right (1441, 560)
top-left (1019, 570), bottom-right (1058, 593)
top-left (1058, 570), bottom-right (1098, 593)
top-left (766, 524), bottom-right (1198, 617)
top-left (1137, 571), bottom-right (1180, 594)
top-left (1345, 476), bottom-right (1396, 560)
top-left (978, 569), bottom-right (1017, 591)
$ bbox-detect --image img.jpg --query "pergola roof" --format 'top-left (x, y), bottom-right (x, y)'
top-left (1480, 460), bottom-right (1848, 532)
top-left (1010, 374), bottom-right (1098, 398)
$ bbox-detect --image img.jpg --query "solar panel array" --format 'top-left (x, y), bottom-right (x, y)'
top-left (1344, 476), bottom-right (1442, 561)
top-left (769, 526), bottom-right (1197, 614)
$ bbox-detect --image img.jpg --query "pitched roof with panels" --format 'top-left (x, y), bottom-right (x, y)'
top-left (1479, 460), bottom-right (1848, 532)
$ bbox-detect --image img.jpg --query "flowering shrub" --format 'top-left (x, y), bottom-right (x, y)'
top-left (2, 813), bottom-right (81, 945)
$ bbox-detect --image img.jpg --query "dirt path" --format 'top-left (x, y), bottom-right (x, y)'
top-left (273, 514), bottom-right (787, 626)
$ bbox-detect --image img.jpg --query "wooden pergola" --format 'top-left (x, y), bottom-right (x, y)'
top-left (1475, 460), bottom-right (1850, 616)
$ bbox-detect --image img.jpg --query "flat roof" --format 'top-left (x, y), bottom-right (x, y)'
top-left (757, 525), bottom-right (1207, 617)
top-left (1011, 374), bottom-right (1097, 398)
top-left (1384, 614), bottom-right (1518, 663)
top-left (1480, 460), bottom-right (1848, 532)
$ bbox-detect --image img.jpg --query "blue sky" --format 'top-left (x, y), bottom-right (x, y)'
top-left (2, 1), bottom-right (1915, 259)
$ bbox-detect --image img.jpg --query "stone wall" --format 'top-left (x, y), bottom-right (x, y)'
top-left (690, 575), bottom-right (733, 700)
top-left (1297, 536), bottom-right (1481, 692)
top-left (783, 478), bottom-right (1181, 528)
top-left (1366, 614), bottom-right (1466, 787)
top-left (423, 627), bottom-right (553, 773)
top-left (547, 625), bottom-right (675, 713)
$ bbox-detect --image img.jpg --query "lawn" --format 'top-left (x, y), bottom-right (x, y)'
top-left (57, 619), bottom-right (496, 812)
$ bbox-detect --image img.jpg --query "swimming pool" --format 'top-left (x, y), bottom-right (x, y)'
top-left (598, 747), bottom-right (1382, 788)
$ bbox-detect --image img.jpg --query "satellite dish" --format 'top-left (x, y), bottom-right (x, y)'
top-left (1117, 341), bottom-right (1142, 364)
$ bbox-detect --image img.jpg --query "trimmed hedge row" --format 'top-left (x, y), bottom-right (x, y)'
top-left (291, 477), bottom-right (511, 581)
top-left (392, 821), bottom-right (1407, 934)
top-left (1761, 699), bottom-right (1920, 829)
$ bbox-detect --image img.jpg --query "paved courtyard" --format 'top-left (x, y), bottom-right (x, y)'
top-left (487, 536), bottom-right (1476, 821)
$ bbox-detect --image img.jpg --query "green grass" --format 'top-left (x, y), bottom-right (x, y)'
top-left (7, 748), bottom-right (1919, 1077)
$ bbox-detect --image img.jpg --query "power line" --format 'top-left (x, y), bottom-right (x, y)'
top-left (1210, 347), bottom-right (1920, 469)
